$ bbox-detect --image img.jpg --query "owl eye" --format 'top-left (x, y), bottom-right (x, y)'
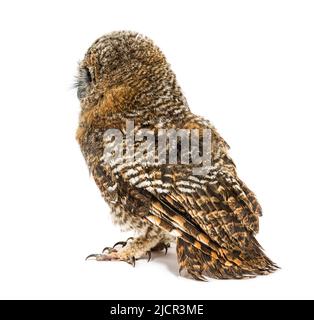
top-left (82, 67), bottom-right (92, 84)
top-left (76, 67), bottom-right (93, 99)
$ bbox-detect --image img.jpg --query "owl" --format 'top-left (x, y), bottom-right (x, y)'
top-left (76, 31), bottom-right (277, 280)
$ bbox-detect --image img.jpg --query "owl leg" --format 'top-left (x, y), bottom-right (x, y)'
top-left (86, 227), bottom-right (173, 266)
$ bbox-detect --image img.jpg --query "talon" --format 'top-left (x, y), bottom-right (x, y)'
top-left (113, 241), bottom-right (127, 248)
top-left (128, 256), bottom-right (136, 267)
top-left (102, 247), bottom-right (111, 254)
top-left (113, 237), bottom-right (134, 248)
top-left (147, 251), bottom-right (152, 262)
top-left (102, 247), bottom-right (117, 254)
top-left (164, 243), bottom-right (170, 255)
top-left (86, 253), bottom-right (117, 261)
top-left (85, 254), bottom-right (97, 261)
top-left (86, 253), bottom-right (111, 261)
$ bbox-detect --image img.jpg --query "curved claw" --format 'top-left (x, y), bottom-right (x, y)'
top-left (164, 244), bottom-right (169, 255)
top-left (113, 241), bottom-right (127, 248)
top-left (85, 254), bottom-right (98, 261)
top-left (113, 237), bottom-right (134, 248)
top-left (102, 247), bottom-right (118, 254)
top-left (102, 247), bottom-right (111, 254)
top-left (128, 256), bottom-right (136, 267)
top-left (86, 253), bottom-right (117, 261)
top-left (146, 251), bottom-right (152, 262)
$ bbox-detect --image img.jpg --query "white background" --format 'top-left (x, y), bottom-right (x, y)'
top-left (0, 0), bottom-right (313, 300)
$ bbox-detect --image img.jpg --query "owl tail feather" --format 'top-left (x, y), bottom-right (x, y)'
top-left (176, 238), bottom-right (278, 281)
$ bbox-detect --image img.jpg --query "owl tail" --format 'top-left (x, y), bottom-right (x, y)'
top-left (176, 237), bottom-right (278, 281)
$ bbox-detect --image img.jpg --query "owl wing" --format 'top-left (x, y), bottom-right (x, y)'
top-left (110, 115), bottom-right (260, 250)
top-left (106, 117), bottom-right (274, 278)
top-left (112, 159), bottom-right (270, 279)
top-left (114, 158), bottom-right (260, 251)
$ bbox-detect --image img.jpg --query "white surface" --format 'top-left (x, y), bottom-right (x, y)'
top-left (0, 0), bottom-right (313, 300)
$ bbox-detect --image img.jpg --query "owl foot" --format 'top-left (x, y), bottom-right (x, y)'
top-left (86, 231), bottom-right (172, 267)
top-left (86, 246), bottom-right (136, 266)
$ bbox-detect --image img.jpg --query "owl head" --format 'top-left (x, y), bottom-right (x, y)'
top-left (75, 31), bottom-right (169, 111)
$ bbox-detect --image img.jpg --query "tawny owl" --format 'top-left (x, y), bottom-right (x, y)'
top-left (76, 31), bottom-right (277, 280)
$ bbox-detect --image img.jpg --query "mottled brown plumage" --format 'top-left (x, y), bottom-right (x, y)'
top-left (76, 31), bottom-right (277, 280)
